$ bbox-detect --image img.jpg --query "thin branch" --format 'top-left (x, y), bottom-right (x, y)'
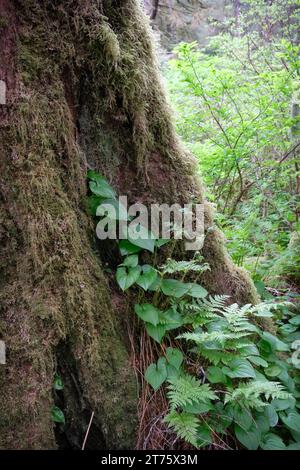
top-left (81, 411), bottom-right (95, 450)
top-left (278, 141), bottom-right (300, 164)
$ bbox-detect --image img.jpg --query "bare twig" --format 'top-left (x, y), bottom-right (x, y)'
top-left (81, 411), bottom-right (95, 450)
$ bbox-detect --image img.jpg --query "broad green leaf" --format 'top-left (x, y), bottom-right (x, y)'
top-left (161, 279), bottom-right (190, 298)
top-left (223, 358), bottom-right (256, 379)
top-left (248, 356), bottom-right (268, 368)
top-left (127, 224), bottom-right (155, 253)
top-left (290, 429), bottom-right (300, 442)
top-left (280, 411), bottom-right (300, 432)
top-left (155, 239), bottom-right (170, 247)
top-left (265, 364), bottom-right (282, 377)
top-left (147, 277), bottom-right (162, 292)
top-left (145, 323), bottom-right (166, 343)
top-left (185, 283), bottom-right (208, 299)
top-left (254, 414), bottom-right (270, 434)
top-left (136, 265), bottom-right (158, 290)
top-left (162, 308), bottom-right (184, 330)
top-left (287, 442), bottom-right (300, 450)
top-left (121, 255), bottom-right (139, 268)
top-left (289, 315), bottom-right (300, 326)
top-left (87, 169), bottom-right (105, 183)
top-left (134, 304), bottom-right (160, 326)
top-left (166, 364), bottom-right (181, 379)
top-left (119, 240), bottom-right (142, 255)
top-left (89, 179), bottom-right (116, 199)
top-left (261, 433), bottom-right (286, 450)
top-left (261, 332), bottom-right (289, 352)
top-left (234, 424), bottom-right (260, 450)
top-left (239, 344), bottom-right (260, 356)
top-left (88, 195), bottom-right (104, 216)
top-left (145, 358), bottom-right (167, 390)
top-left (166, 347), bottom-right (184, 370)
top-left (279, 324), bottom-right (297, 335)
top-left (53, 375), bottom-right (64, 391)
top-left (197, 424), bottom-right (212, 448)
top-left (233, 405), bottom-right (253, 431)
top-left (253, 309), bottom-right (273, 318)
top-left (116, 266), bottom-right (141, 291)
top-left (254, 370), bottom-right (268, 382)
top-left (51, 406), bottom-right (65, 424)
top-left (264, 404), bottom-right (278, 427)
top-left (183, 402), bottom-right (213, 414)
top-left (126, 267), bottom-right (142, 287)
top-left (272, 397), bottom-right (296, 411)
top-left (207, 366), bottom-right (226, 384)
top-left (116, 267), bottom-right (127, 291)
top-left (278, 370), bottom-right (295, 393)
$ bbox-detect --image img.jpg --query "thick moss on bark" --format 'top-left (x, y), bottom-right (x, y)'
top-left (0, 0), bottom-right (258, 450)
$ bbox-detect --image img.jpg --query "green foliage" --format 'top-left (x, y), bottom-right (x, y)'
top-left (159, 257), bottom-right (210, 275)
top-left (88, 169), bottom-right (300, 450)
top-left (166, 347), bottom-right (184, 370)
top-left (116, 265), bottom-right (141, 291)
top-left (51, 406), bottom-right (65, 424)
top-left (167, 375), bottom-right (217, 409)
top-left (164, 411), bottom-right (203, 448)
top-left (145, 358), bottom-right (168, 391)
top-left (164, 1), bottom-right (300, 284)
top-left (88, 169), bottom-right (116, 199)
top-left (53, 375), bottom-right (64, 391)
top-left (134, 304), bottom-right (160, 326)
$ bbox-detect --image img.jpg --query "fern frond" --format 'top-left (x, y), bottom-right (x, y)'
top-left (178, 330), bottom-right (250, 345)
top-left (201, 295), bottom-right (230, 310)
top-left (198, 348), bottom-right (238, 365)
top-left (250, 301), bottom-right (293, 318)
top-left (159, 257), bottom-right (210, 275)
top-left (225, 381), bottom-right (291, 408)
top-left (180, 303), bottom-right (219, 326)
top-left (164, 411), bottom-right (200, 447)
top-left (167, 374), bottom-right (217, 409)
top-left (219, 303), bottom-right (252, 324)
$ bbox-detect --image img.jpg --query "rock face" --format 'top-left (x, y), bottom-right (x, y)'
top-left (144, 0), bottom-right (228, 50)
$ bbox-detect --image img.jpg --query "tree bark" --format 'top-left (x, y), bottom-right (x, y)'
top-left (150, 0), bottom-right (159, 20)
top-left (0, 0), bottom-right (258, 450)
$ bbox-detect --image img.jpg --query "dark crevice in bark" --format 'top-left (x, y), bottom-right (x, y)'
top-left (54, 342), bottom-right (106, 450)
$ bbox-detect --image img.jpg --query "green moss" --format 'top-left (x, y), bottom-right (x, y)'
top-left (0, 1), bottom-right (138, 449)
top-left (0, 16), bottom-right (8, 29)
top-left (0, 0), bottom-right (264, 450)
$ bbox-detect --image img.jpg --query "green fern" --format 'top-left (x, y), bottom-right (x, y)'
top-left (225, 381), bottom-right (291, 408)
top-left (250, 301), bottom-right (293, 318)
top-left (202, 295), bottom-right (230, 310)
top-left (164, 411), bottom-right (200, 448)
top-left (167, 374), bottom-right (217, 409)
top-left (178, 296), bottom-right (263, 358)
top-left (178, 295), bottom-right (228, 326)
top-left (159, 257), bottom-right (210, 275)
top-left (198, 348), bottom-right (238, 365)
top-left (178, 330), bottom-right (251, 346)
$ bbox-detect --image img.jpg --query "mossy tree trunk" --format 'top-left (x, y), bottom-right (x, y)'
top-left (0, 0), bottom-right (258, 450)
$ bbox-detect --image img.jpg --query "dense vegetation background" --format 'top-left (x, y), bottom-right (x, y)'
top-left (149, 0), bottom-right (300, 294)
